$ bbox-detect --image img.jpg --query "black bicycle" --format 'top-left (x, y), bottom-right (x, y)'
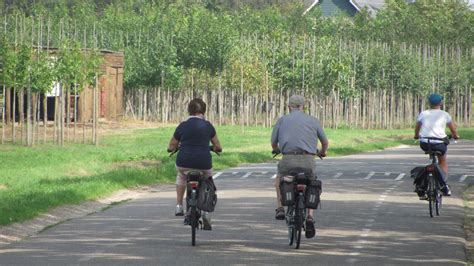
top-left (273, 151), bottom-right (322, 249)
top-left (169, 146), bottom-right (220, 246)
top-left (285, 173), bottom-right (309, 249)
top-left (419, 136), bottom-right (451, 218)
top-left (186, 171), bottom-right (204, 246)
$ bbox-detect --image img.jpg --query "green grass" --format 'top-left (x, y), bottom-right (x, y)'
top-left (463, 184), bottom-right (474, 264)
top-left (0, 125), bottom-right (472, 226)
top-left (459, 128), bottom-right (474, 140)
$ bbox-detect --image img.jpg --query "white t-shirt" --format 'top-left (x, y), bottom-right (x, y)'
top-left (417, 109), bottom-right (452, 143)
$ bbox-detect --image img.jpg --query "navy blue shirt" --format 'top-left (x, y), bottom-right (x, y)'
top-left (173, 117), bottom-right (216, 169)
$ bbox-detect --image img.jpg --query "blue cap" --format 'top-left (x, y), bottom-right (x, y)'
top-left (428, 93), bottom-right (443, 105)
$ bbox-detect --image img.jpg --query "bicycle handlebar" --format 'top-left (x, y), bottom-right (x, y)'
top-left (168, 146), bottom-right (221, 157)
top-left (272, 151), bottom-right (324, 160)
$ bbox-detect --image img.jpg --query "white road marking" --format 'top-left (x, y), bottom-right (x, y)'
top-left (231, 166), bottom-right (276, 170)
top-left (78, 250), bottom-right (106, 262)
top-left (384, 172), bottom-right (390, 176)
top-left (213, 172), bottom-right (223, 179)
top-left (395, 173), bottom-right (405, 181)
top-left (271, 174), bottom-right (277, 179)
top-left (333, 172), bottom-right (343, 178)
top-left (232, 172), bottom-right (238, 175)
top-left (364, 172), bottom-right (375, 179)
top-left (261, 171), bottom-right (268, 175)
top-left (460, 175), bottom-right (468, 183)
top-left (241, 172), bottom-right (252, 179)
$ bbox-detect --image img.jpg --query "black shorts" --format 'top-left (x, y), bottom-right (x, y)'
top-left (420, 142), bottom-right (447, 156)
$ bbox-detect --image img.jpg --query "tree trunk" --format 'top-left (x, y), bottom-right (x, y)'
top-left (12, 87), bottom-right (16, 143)
top-left (19, 89), bottom-right (24, 144)
top-left (5, 88), bottom-right (10, 125)
top-left (94, 75), bottom-right (99, 146)
top-left (66, 87), bottom-right (70, 142)
top-left (1, 85), bottom-right (5, 144)
top-left (53, 95), bottom-right (57, 144)
top-left (73, 86), bottom-right (77, 143)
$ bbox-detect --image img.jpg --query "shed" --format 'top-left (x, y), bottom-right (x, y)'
top-left (1, 49), bottom-right (124, 124)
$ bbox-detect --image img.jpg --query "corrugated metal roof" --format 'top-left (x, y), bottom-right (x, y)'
top-left (352, 0), bottom-right (386, 14)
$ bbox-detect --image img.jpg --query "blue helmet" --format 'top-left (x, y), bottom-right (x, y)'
top-left (428, 93), bottom-right (443, 105)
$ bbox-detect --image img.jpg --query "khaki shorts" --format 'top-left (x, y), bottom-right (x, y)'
top-left (277, 154), bottom-right (316, 180)
top-left (175, 166), bottom-right (213, 186)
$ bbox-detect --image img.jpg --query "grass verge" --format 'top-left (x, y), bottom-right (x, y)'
top-left (464, 184), bottom-right (474, 264)
top-left (0, 125), bottom-right (472, 226)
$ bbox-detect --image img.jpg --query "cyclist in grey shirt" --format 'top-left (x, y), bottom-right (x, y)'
top-left (271, 95), bottom-right (329, 238)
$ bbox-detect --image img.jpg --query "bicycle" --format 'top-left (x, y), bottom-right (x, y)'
top-left (169, 146), bottom-right (220, 246)
top-left (416, 136), bottom-right (453, 218)
top-left (273, 151), bottom-right (322, 249)
top-left (285, 173), bottom-right (310, 249)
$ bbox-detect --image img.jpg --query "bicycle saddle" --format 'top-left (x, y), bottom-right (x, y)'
top-left (187, 171), bottom-right (203, 182)
top-left (425, 151), bottom-right (443, 155)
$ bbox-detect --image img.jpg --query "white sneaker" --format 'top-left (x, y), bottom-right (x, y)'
top-left (202, 211), bottom-right (212, 230)
top-left (175, 204), bottom-right (184, 216)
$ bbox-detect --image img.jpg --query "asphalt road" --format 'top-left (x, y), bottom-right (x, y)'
top-left (0, 141), bottom-right (473, 265)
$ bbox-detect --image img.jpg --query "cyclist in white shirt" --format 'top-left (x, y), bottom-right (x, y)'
top-left (414, 93), bottom-right (459, 196)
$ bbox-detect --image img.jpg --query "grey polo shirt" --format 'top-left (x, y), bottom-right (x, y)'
top-left (271, 110), bottom-right (327, 154)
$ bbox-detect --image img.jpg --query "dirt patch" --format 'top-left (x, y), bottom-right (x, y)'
top-left (0, 120), bottom-right (174, 143)
top-left (464, 184), bottom-right (474, 263)
top-left (112, 160), bottom-right (161, 170)
top-left (0, 184), bottom-right (174, 247)
top-left (0, 184), bottom-right (7, 190)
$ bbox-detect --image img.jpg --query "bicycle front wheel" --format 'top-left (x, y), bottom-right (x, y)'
top-left (288, 226), bottom-right (294, 246)
top-left (436, 193), bottom-right (442, 216)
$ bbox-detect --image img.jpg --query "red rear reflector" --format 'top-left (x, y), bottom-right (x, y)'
top-left (297, 185), bottom-right (306, 192)
top-left (189, 181), bottom-right (199, 189)
top-left (426, 165), bottom-right (435, 173)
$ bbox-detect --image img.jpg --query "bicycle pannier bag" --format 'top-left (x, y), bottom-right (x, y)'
top-left (411, 166), bottom-right (426, 189)
top-left (305, 179), bottom-right (322, 209)
top-left (197, 178), bottom-right (217, 212)
top-left (280, 176), bottom-right (295, 206)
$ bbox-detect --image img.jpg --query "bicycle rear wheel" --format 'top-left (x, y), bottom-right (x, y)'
top-left (191, 207), bottom-right (197, 246)
top-left (294, 209), bottom-right (303, 249)
top-left (427, 177), bottom-right (434, 218)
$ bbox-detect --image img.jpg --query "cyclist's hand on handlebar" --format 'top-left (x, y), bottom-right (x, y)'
top-left (272, 148), bottom-right (281, 155)
top-left (317, 151), bottom-right (327, 158)
top-left (211, 146), bottom-right (222, 153)
top-left (413, 134), bottom-right (419, 140)
top-left (167, 148), bottom-right (176, 153)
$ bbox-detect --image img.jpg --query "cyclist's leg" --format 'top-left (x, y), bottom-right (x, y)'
top-left (175, 166), bottom-right (188, 216)
top-left (175, 166), bottom-right (188, 205)
top-left (275, 175), bottom-right (283, 208)
top-left (301, 155), bottom-right (317, 218)
top-left (437, 154), bottom-right (448, 176)
top-left (275, 157), bottom-right (291, 219)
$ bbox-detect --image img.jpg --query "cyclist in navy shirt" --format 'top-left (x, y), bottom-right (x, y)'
top-left (168, 99), bottom-right (222, 228)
